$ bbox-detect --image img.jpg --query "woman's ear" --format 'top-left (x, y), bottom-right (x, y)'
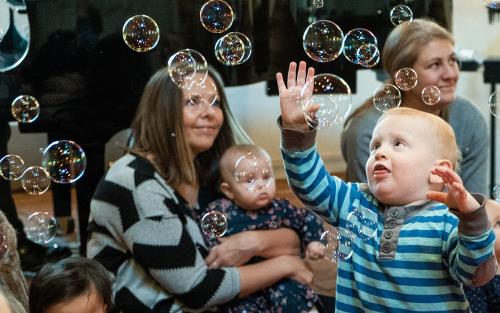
top-left (220, 182), bottom-right (235, 200)
top-left (429, 159), bottom-right (453, 184)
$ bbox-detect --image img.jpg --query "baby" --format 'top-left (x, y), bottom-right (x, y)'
top-left (200, 144), bottom-right (325, 313)
top-left (277, 62), bottom-right (496, 313)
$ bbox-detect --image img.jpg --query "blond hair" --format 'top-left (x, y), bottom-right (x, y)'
top-left (131, 67), bottom-right (251, 187)
top-left (345, 19), bottom-right (454, 124)
top-left (378, 107), bottom-right (461, 171)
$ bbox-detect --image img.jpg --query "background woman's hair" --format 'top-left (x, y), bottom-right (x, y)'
top-left (131, 66), bottom-right (251, 187)
top-left (29, 257), bottom-right (113, 313)
top-left (344, 19), bottom-right (454, 125)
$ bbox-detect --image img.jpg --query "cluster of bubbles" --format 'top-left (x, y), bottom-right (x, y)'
top-left (11, 95), bottom-right (40, 123)
top-left (215, 32), bottom-right (252, 66)
top-left (25, 212), bottom-right (57, 244)
top-left (320, 208), bottom-right (378, 263)
top-left (234, 152), bottom-right (273, 193)
top-left (122, 15), bottom-right (160, 52)
top-left (300, 73), bottom-right (352, 129)
top-left (201, 210), bottom-right (228, 238)
top-left (490, 91), bottom-right (498, 118)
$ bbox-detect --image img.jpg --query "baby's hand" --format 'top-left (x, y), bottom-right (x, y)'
top-left (427, 166), bottom-right (480, 214)
top-left (276, 61), bottom-right (316, 131)
top-left (306, 241), bottom-right (325, 260)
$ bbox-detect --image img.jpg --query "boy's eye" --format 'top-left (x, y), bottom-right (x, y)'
top-left (370, 143), bottom-right (380, 151)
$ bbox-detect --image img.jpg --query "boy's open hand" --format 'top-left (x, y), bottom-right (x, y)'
top-left (427, 166), bottom-right (480, 214)
top-left (276, 61), bottom-right (316, 131)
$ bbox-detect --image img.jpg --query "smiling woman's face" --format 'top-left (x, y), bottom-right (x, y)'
top-left (409, 39), bottom-right (460, 109)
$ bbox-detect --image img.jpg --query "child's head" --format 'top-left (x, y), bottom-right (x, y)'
top-left (29, 257), bottom-right (112, 313)
top-left (366, 107), bottom-right (460, 206)
top-left (220, 144), bottom-right (276, 210)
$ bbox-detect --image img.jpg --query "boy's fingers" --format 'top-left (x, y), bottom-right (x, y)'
top-left (276, 72), bottom-right (286, 94)
top-left (287, 62), bottom-right (297, 88)
top-left (427, 191), bottom-right (448, 204)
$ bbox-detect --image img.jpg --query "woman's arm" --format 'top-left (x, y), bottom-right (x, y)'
top-left (237, 255), bottom-right (313, 298)
top-left (205, 228), bottom-right (301, 267)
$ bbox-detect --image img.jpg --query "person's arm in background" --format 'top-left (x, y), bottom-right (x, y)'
top-left (205, 228), bottom-right (301, 267)
top-left (340, 108), bottom-right (378, 183)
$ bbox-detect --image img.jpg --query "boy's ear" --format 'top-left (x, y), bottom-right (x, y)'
top-left (220, 182), bottom-right (235, 200)
top-left (429, 159), bottom-right (453, 184)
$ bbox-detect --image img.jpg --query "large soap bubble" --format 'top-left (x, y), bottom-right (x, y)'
top-left (303, 20), bottom-right (344, 63)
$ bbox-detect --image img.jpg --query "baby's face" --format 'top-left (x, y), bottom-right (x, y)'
top-left (227, 154), bottom-right (276, 210)
top-left (366, 115), bottom-right (438, 205)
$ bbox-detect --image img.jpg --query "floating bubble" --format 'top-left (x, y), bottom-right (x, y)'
top-left (200, 0), bottom-right (234, 33)
top-left (122, 15), bottom-right (160, 52)
top-left (21, 166), bottom-right (51, 195)
top-left (187, 78), bottom-right (218, 108)
top-left (300, 73), bottom-right (352, 130)
top-left (303, 20), bottom-right (344, 63)
top-left (394, 68), bottom-right (418, 91)
top-left (346, 208), bottom-right (378, 241)
top-left (234, 152), bottom-right (273, 192)
top-left (320, 228), bottom-right (354, 263)
top-left (493, 185), bottom-right (500, 201)
top-left (484, 0), bottom-right (500, 9)
top-left (25, 212), bottom-right (57, 244)
top-left (168, 49), bottom-right (208, 89)
top-left (355, 43), bottom-right (380, 68)
top-left (214, 32), bottom-right (252, 66)
top-left (343, 28), bottom-right (378, 65)
top-left (373, 84), bottom-right (401, 112)
top-left (312, 0), bottom-right (324, 8)
top-left (0, 154), bottom-right (25, 181)
top-left (489, 91), bottom-right (498, 118)
top-left (11, 95), bottom-right (40, 123)
top-left (201, 211), bottom-right (227, 238)
top-left (421, 86), bottom-right (441, 106)
top-left (390, 5), bottom-right (413, 26)
top-left (42, 140), bottom-right (87, 184)
top-left (0, 232), bottom-right (7, 259)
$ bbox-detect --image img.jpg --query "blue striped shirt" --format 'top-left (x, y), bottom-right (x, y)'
top-left (281, 144), bottom-right (495, 313)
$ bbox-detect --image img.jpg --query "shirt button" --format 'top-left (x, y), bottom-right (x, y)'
top-left (384, 231), bottom-right (393, 239)
top-left (390, 210), bottom-right (398, 218)
top-left (382, 244), bottom-right (391, 253)
top-left (387, 220), bottom-right (396, 229)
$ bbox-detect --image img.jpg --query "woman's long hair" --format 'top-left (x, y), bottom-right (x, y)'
top-left (131, 66), bottom-right (251, 188)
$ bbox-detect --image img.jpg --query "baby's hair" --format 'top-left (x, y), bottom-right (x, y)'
top-left (220, 144), bottom-right (272, 183)
top-left (29, 257), bottom-right (113, 313)
top-left (378, 107), bottom-right (461, 172)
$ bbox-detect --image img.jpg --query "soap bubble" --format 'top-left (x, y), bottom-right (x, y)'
top-left (200, 0), bottom-right (234, 33)
top-left (320, 228), bottom-right (355, 263)
top-left (394, 68), bottom-right (418, 91)
top-left (187, 78), bottom-right (218, 108)
top-left (122, 15), bottom-right (160, 52)
top-left (390, 5), bottom-right (413, 26)
top-left (489, 91), bottom-right (498, 118)
top-left (346, 208), bottom-right (378, 241)
top-left (42, 140), bottom-right (87, 184)
top-left (372, 84), bottom-right (401, 112)
top-left (234, 152), bottom-right (273, 193)
top-left (21, 166), bottom-right (51, 195)
top-left (355, 43), bottom-right (380, 68)
top-left (201, 211), bottom-right (227, 238)
top-left (214, 32), bottom-right (252, 66)
top-left (0, 154), bottom-right (25, 181)
top-left (168, 49), bottom-right (208, 89)
top-left (11, 95), bottom-right (40, 123)
top-left (25, 212), bottom-right (57, 244)
top-left (300, 73), bottom-right (352, 129)
top-left (303, 20), bottom-right (344, 62)
top-left (421, 86), bottom-right (441, 106)
top-left (343, 28), bottom-right (378, 65)
top-left (493, 185), bottom-right (500, 201)
top-left (312, 0), bottom-right (324, 8)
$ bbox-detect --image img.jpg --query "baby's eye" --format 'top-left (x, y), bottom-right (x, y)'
top-left (394, 140), bottom-right (404, 147)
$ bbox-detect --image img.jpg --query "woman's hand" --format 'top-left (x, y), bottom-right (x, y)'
top-left (276, 61), bottom-right (316, 131)
top-left (205, 232), bottom-right (258, 268)
top-left (427, 166), bottom-right (480, 213)
top-left (279, 255), bottom-right (314, 285)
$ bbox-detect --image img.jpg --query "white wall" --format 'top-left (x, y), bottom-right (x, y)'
top-left (4, 0), bottom-right (500, 185)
